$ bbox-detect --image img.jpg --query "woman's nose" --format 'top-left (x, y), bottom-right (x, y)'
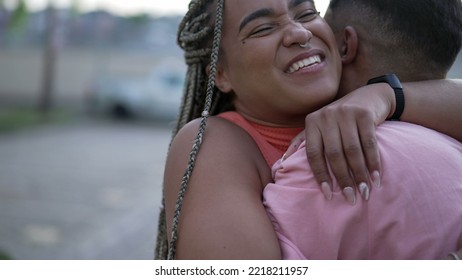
top-left (282, 22), bottom-right (313, 48)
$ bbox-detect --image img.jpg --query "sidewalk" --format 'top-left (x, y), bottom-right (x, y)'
top-left (0, 118), bottom-right (172, 259)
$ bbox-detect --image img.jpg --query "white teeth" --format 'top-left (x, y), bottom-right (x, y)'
top-left (287, 55), bottom-right (321, 73)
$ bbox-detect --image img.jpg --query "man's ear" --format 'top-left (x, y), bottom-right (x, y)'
top-left (340, 26), bottom-right (358, 65)
top-left (211, 63), bottom-right (233, 93)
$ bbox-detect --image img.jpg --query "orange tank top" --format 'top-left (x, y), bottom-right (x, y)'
top-left (218, 111), bottom-right (303, 167)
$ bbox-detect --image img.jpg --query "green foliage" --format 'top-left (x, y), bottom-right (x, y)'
top-left (127, 13), bottom-right (151, 24)
top-left (70, 0), bottom-right (81, 19)
top-left (0, 249), bottom-right (12, 260)
top-left (0, 108), bottom-right (71, 132)
top-left (7, 0), bottom-right (28, 33)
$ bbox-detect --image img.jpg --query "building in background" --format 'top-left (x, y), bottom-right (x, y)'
top-left (0, 6), bottom-right (461, 119)
top-left (0, 6), bottom-right (185, 120)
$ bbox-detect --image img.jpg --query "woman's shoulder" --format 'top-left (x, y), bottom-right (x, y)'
top-left (167, 116), bottom-right (271, 187)
top-left (173, 116), bottom-right (258, 154)
top-left (164, 116), bottom-right (280, 259)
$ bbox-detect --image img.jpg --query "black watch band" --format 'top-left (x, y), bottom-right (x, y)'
top-left (367, 73), bottom-right (405, 120)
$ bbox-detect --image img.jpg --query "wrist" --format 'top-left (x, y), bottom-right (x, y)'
top-left (379, 83), bottom-right (396, 120)
top-left (367, 74), bottom-right (404, 120)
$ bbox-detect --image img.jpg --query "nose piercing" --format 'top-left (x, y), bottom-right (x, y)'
top-left (299, 42), bottom-right (309, 48)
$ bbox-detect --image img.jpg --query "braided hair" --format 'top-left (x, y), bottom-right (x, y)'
top-left (155, 0), bottom-right (228, 260)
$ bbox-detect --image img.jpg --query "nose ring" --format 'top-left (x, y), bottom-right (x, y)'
top-left (299, 42), bottom-right (309, 48)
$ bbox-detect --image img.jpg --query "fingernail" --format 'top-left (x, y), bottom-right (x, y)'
top-left (371, 170), bottom-right (381, 188)
top-left (321, 182), bottom-right (333, 200)
top-left (343, 187), bottom-right (356, 205)
top-left (359, 182), bottom-right (370, 201)
top-left (282, 152), bottom-right (287, 161)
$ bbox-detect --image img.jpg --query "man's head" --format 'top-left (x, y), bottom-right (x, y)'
top-left (324, 0), bottom-right (462, 96)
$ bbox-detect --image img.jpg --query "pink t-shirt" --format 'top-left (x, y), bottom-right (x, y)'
top-left (263, 122), bottom-right (462, 259)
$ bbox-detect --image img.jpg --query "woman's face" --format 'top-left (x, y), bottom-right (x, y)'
top-left (216, 0), bottom-right (341, 126)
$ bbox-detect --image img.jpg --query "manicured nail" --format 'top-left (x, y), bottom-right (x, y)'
top-left (343, 187), bottom-right (356, 205)
top-left (321, 182), bottom-right (333, 200)
top-left (359, 182), bottom-right (370, 201)
top-left (371, 170), bottom-right (381, 188)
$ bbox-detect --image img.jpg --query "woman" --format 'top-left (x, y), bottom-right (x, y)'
top-left (165, 0), bottom-right (340, 259)
top-left (158, 0), bottom-right (462, 259)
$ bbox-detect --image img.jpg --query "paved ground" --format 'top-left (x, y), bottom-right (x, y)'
top-left (0, 117), bottom-right (172, 259)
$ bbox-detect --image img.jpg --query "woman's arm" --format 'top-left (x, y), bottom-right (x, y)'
top-left (402, 79), bottom-right (462, 141)
top-left (164, 117), bottom-right (280, 259)
top-left (294, 79), bottom-right (462, 201)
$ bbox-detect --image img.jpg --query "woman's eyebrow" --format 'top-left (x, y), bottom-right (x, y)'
top-left (239, 0), bottom-right (314, 32)
top-left (239, 8), bottom-right (274, 32)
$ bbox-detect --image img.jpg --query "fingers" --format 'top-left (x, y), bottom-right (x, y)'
top-left (444, 232), bottom-right (462, 259)
top-left (357, 115), bottom-right (382, 188)
top-left (446, 251), bottom-right (461, 260)
top-left (304, 127), bottom-right (334, 200)
top-left (303, 85), bottom-right (389, 205)
top-left (334, 112), bottom-right (382, 201)
top-left (323, 136), bottom-right (357, 205)
top-left (455, 233), bottom-right (462, 259)
top-left (446, 231), bottom-right (462, 260)
top-left (305, 109), bottom-right (382, 205)
top-left (306, 116), bottom-right (357, 204)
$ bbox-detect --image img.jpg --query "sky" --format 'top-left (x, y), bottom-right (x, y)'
top-left (10, 0), bottom-right (331, 17)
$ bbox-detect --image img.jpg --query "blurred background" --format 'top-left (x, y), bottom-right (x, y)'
top-left (0, 0), bottom-right (190, 260)
top-left (0, 0), bottom-right (461, 260)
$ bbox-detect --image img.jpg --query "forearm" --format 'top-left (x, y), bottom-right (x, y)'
top-left (299, 79), bottom-right (462, 200)
top-left (401, 79), bottom-right (462, 141)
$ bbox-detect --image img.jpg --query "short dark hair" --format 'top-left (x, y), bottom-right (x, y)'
top-left (328, 0), bottom-right (462, 79)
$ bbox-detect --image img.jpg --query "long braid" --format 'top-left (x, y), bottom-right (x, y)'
top-left (154, 0), bottom-right (226, 260)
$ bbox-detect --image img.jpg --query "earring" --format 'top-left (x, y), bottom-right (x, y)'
top-left (299, 42), bottom-right (309, 48)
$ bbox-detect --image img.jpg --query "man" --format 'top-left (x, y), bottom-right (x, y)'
top-left (300, 0), bottom-right (462, 200)
top-left (263, 0), bottom-right (462, 259)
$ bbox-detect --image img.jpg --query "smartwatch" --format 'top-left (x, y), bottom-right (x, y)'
top-left (367, 73), bottom-right (405, 120)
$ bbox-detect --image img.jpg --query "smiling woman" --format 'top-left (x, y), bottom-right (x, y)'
top-left (159, 0), bottom-right (342, 260)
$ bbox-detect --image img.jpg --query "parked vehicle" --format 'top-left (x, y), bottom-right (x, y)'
top-left (86, 60), bottom-right (185, 121)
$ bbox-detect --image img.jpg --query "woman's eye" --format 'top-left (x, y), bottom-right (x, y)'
top-left (250, 25), bottom-right (274, 36)
top-left (297, 9), bottom-right (320, 22)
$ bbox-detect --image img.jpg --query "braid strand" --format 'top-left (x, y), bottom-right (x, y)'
top-left (156, 0), bottom-right (225, 260)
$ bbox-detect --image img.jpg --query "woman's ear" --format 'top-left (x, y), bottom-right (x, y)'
top-left (340, 26), bottom-right (358, 65)
top-left (212, 63), bottom-right (233, 93)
